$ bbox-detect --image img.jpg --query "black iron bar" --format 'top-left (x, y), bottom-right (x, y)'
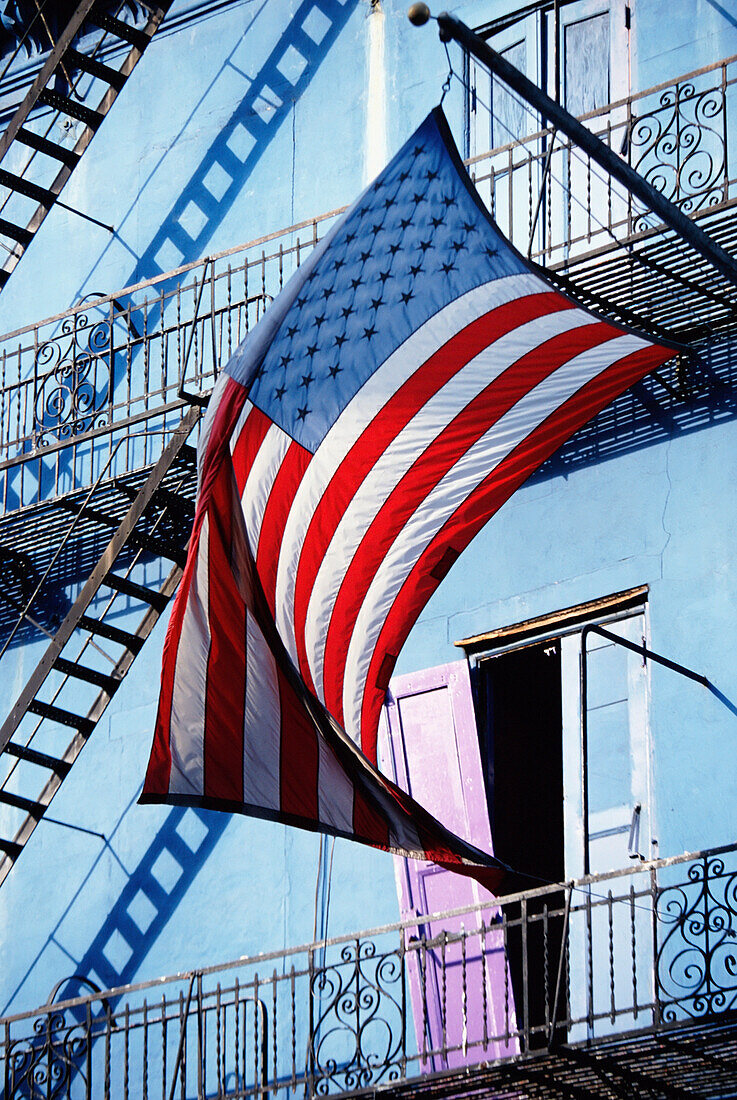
top-left (435, 12), bottom-right (737, 289)
top-left (166, 974), bottom-right (196, 1100)
top-left (528, 127), bottom-right (556, 259)
top-left (581, 622), bottom-right (709, 876)
top-left (585, 623), bottom-right (708, 686)
top-left (178, 261), bottom-right (212, 406)
top-left (52, 197), bottom-right (115, 234)
top-left (547, 881), bottom-right (572, 1047)
top-left (38, 815), bottom-right (105, 841)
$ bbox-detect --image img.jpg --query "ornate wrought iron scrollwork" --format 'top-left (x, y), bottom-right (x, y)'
top-left (629, 79), bottom-right (726, 230)
top-left (4, 975), bottom-right (112, 1098)
top-left (310, 941), bottom-right (404, 1093)
top-left (6, 1011), bottom-right (90, 1099)
top-left (32, 298), bottom-right (113, 446)
top-left (656, 854), bottom-right (737, 1021)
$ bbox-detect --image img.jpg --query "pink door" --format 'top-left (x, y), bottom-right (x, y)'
top-left (379, 660), bottom-right (518, 1070)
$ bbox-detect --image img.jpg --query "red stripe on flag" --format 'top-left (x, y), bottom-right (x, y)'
top-left (352, 784), bottom-right (391, 848)
top-left (277, 667), bottom-right (320, 820)
top-left (292, 292), bottom-right (572, 688)
top-left (231, 404), bottom-right (272, 496)
top-left (144, 376), bottom-right (247, 796)
top-left (359, 340), bottom-right (672, 758)
top-left (203, 466), bottom-right (246, 801)
top-left (256, 440), bottom-right (312, 615)
top-left (143, 534), bottom-right (200, 794)
top-left (321, 321), bottom-right (615, 722)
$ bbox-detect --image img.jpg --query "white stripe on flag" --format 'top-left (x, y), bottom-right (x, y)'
top-left (243, 610), bottom-right (282, 811)
top-left (241, 420), bottom-right (293, 557)
top-left (168, 515), bottom-right (211, 795)
top-left (273, 271), bottom-right (547, 660)
top-left (229, 398), bottom-right (255, 454)
top-left (316, 737), bottom-right (356, 832)
top-left (341, 332), bottom-right (648, 738)
top-left (198, 373), bottom-right (231, 491)
top-left (303, 308), bottom-right (596, 697)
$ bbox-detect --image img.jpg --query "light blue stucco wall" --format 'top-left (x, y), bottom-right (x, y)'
top-left (0, 0), bottom-right (734, 1021)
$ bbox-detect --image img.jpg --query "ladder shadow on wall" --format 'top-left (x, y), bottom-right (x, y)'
top-left (122, 0), bottom-right (360, 293)
top-left (5, 804), bottom-right (228, 1018)
top-left (0, 0), bottom-right (360, 535)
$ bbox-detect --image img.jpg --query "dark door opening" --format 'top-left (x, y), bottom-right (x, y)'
top-left (473, 639), bottom-right (566, 1048)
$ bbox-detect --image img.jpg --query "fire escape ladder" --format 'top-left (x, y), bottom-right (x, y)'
top-left (0, 407), bottom-right (200, 886)
top-left (0, 0), bottom-right (174, 288)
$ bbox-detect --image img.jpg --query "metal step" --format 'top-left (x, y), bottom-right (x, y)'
top-left (0, 839), bottom-right (22, 860)
top-left (58, 499), bottom-right (120, 527)
top-left (52, 656), bottom-right (120, 694)
top-left (0, 790), bottom-right (44, 816)
top-left (117, 483), bottom-right (194, 529)
top-left (103, 572), bottom-right (169, 612)
top-left (0, 169), bottom-right (56, 209)
top-left (27, 701), bottom-right (95, 735)
top-left (15, 128), bottom-right (81, 168)
top-left (37, 89), bottom-right (104, 131)
top-left (88, 10), bottom-right (151, 51)
top-left (5, 743), bottom-right (71, 776)
top-left (59, 501), bottom-right (188, 565)
top-left (130, 532), bottom-right (187, 568)
top-left (64, 47), bottom-right (126, 91)
top-left (0, 219), bottom-right (33, 246)
top-left (77, 615), bottom-right (145, 652)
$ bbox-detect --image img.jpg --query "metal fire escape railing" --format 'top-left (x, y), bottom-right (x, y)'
top-left (465, 52), bottom-right (737, 342)
top-left (2, 842), bottom-right (737, 1098)
top-left (0, 207), bottom-right (345, 515)
top-left (0, 0), bottom-right (174, 289)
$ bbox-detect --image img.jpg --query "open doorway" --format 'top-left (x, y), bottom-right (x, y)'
top-left (475, 639), bottom-right (565, 886)
top-left (473, 640), bottom-right (565, 1048)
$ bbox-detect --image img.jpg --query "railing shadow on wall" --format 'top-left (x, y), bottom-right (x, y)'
top-left (2, 842), bottom-right (737, 1098)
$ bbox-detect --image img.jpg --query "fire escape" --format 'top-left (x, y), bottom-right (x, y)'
top-left (0, 9), bottom-right (734, 1096)
top-left (0, 0), bottom-right (173, 285)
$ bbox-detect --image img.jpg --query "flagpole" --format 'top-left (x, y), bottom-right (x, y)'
top-left (419, 9), bottom-right (737, 290)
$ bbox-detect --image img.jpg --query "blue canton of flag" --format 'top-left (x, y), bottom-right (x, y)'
top-left (243, 112), bottom-right (527, 448)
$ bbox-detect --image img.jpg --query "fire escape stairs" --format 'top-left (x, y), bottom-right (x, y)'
top-left (0, 0), bottom-right (174, 288)
top-left (0, 406), bottom-right (200, 886)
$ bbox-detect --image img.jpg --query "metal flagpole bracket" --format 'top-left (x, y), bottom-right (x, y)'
top-left (432, 11), bottom-right (737, 291)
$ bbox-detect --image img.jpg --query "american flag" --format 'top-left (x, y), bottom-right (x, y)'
top-left (142, 107), bottom-right (674, 880)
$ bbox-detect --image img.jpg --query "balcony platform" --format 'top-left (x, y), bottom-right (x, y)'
top-left (380, 1012), bottom-right (737, 1099)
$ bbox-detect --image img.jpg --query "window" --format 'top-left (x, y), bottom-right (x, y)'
top-left (564, 11), bottom-right (611, 115)
top-left (466, 1), bottom-right (630, 158)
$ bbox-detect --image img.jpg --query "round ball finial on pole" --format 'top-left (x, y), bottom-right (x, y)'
top-left (408, 2), bottom-right (431, 25)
